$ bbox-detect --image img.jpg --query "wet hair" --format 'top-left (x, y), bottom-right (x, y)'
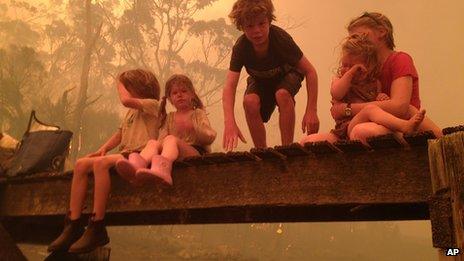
top-left (338, 34), bottom-right (380, 84)
top-left (118, 69), bottom-right (160, 100)
top-left (229, 0), bottom-right (276, 30)
top-left (159, 74), bottom-right (204, 126)
top-left (347, 12), bottom-right (395, 50)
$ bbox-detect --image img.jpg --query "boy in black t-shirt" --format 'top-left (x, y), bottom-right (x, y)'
top-left (222, 0), bottom-right (320, 151)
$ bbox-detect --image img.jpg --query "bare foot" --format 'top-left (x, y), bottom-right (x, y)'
top-left (403, 109), bottom-right (426, 134)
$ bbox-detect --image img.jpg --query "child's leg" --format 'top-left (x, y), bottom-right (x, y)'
top-left (69, 156), bottom-right (101, 220)
top-left (275, 89), bottom-right (295, 145)
top-left (160, 135), bottom-right (200, 161)
top-left (347, 104), bottom-right (426, 137)
top-left (115, 140), bottom-right (161, 182)
top-left (349, 122), bottom-right (393, 144)
top-left (136, 135), bottom-right (199, 185)
top-left (139, 139), bottom-right (161, 162)
top-left (243, 93), bottom-right (267, 148)
top-left (299, 133), bottom-right (339, 145)
top-left (92, 154), bottom-right (124, 220)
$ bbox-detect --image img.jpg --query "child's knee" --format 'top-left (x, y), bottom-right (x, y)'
top-left (146, 139), bottom-right (160, 148)
top-left (243, 94), bottom-right (260, 113)
top-left (74, 158), bottom-right (91, 174)
top-left (93, 157), bottom-right (113, 171)
top-left (275, 89), bottom-right (293, 107)
top-left (349, 124), bottom-right (372, 141)
top-left (163, 135), bottom-right (178, 144)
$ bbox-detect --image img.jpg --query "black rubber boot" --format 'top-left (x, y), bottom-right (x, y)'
top-left (47, 213), bottom-right (85, 252)
top-left (68, 215), bottom-right (110, 253)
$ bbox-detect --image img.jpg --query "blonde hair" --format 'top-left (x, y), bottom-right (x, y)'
top-left (338, 34), bottom-right (380, 84)
top-left (159, 74), bottom-right (204, 126)
top-left (118, 69), bottom-right (160, 99)
top-left (229, 0), bottom-right (276, 30)
top-left (347, 12), bottom-right (395, 50)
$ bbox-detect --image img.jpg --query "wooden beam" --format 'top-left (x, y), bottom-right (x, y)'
top-left (429, 132), bottom-right (464, 260)
top-left (0, 145), bottom-right (432, 243)
top-left (0, 224), bottom-right (27, 261)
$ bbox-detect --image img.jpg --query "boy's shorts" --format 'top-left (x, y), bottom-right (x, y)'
top-left (244, 70), bottom-right (304, 122)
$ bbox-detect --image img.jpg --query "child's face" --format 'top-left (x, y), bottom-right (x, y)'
top-left (168, 83), bottom-right (194, 111)
top-left (243, 15), bottom-right (270, 47)
top-left (340, 53), bottom-right (367, 80)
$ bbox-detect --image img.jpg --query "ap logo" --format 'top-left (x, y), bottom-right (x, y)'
top-left (446, 248), bottom-right (460, 256)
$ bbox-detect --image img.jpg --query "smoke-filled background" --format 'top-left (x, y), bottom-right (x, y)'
top-left (1, 0), bottom-right (463, 260)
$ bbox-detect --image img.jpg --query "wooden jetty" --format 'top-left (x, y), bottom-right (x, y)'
top-left (0, 126), bottom-right (463, 260)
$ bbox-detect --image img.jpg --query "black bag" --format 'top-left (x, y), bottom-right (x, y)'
top-left (6, 111), bottom-right (73, 177)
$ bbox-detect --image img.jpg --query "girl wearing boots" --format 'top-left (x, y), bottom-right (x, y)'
top-left (115, 74), bottom-right (216, 185)
top-left (48, 69), bottom-right (161, 253)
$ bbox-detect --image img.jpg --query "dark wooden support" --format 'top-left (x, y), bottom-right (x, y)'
top-left (0, 224), bottom-right (27, 261)
top-left (44, 247), bottom-right (111, 261)
top-left (428, 132), bottom-right (464, 260)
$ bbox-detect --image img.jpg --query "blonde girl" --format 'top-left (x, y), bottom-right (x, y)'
top-left (301, 34), bottom-right (427, 145)
top-left (329, 12), bottom-right (442, 144)
top-left (115, 74), bottom-right (216, 185)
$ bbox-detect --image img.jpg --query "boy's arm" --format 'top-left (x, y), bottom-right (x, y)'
top-left (296, 55), bottom-right (319, 134)
top-left (331, 76), bottom-right (413, 120)
top-left (222, 70), bottom-right (246, 151)
top-left (86, 130), bottom-right (122, 157)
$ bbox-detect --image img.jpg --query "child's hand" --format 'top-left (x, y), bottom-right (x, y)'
top-left (85, 147), bottom-right (106, 158)
top-left (347, 64), bottom-right (367, 79)
top-left (376, 93), bottom-right (390, 101)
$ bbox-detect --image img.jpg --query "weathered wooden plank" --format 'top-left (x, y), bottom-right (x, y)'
top-left (225, 151), bottom-right (260, 162)
top-left (443, 125), bottom-right (464, 136)
top-left (0, 146), bottom-right (432, 244)
top-left (333, 140), bottom-right (370, 153)
top-left (404, 131), bottom-right (436, 147)
top-left (303, 141), bottom-right (340, 154)
top-left (274, 143), bottom-right (310, 157)
top-left (250, 147), bottom-right (286, 160)
top-left (367, 133), bottom-right (403, 150)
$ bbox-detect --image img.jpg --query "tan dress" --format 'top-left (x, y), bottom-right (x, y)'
top-left (331, 81), bottom-right (379, 139)
top-left (119, 99), bottom-right (161, 154)
top-left (158, 108), bottom-right (216, 153)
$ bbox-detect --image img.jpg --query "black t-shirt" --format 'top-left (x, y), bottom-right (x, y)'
top-left (229, 25), bottom-right (303, 81)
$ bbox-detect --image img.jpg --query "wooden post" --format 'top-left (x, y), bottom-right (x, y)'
top-left (429, 132), bottom-right (464, 260)
top-left (0, 224), bottom-right (27, 261)
top-left (44, 247), bottom-right (111, 261)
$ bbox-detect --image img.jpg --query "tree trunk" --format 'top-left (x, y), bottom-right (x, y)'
top-left (70, 0), bottom-right (100, 161)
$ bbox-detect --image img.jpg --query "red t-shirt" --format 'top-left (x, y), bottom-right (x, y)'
top-left (380, 51), bottom-right (421, 109)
